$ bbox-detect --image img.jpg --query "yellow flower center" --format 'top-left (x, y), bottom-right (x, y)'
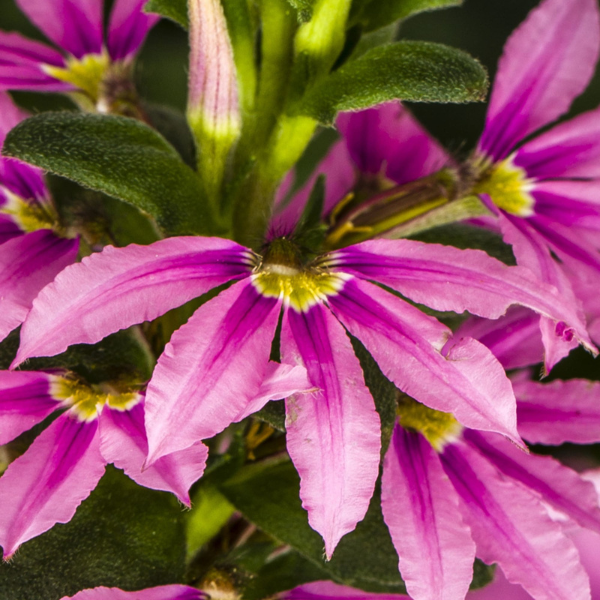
top-left (0, 190), bottom-right (57, 233)
top-left (397, 393), bottom-right (462, 451)
top-left (473, 155), bottom-right (535, 217)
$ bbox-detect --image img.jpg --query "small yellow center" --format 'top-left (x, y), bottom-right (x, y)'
top-left (397, 393), bottom-right (462, 451)
top-left (51, 377), bottom-right (141, 422)
top-left (1, 190), bottom-right (57, 233)
top-left (473, 155), bottom-right (535, 217)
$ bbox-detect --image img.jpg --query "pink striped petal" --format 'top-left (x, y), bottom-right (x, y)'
top-left (466, 430), bottom-right (600, 535)
top-left (442, 441), bottom-right (591, 600)
top-left (333, 239), bottom-right (595, 354)
top-left (107, 0), bottom-right (160, 61)
top-left (14, 237), bottom-right (251, 365)
top-left (99, 399), bottom-right (208, 507)
top-left (0, 31), bottom-right (65, 69)
top-left (479, 0), bottom-right (600, 161)
top-left (336, 102), bottom-right (449, 184)
top-left (381, 426), bottom-right (475, 600)
top-left (515, 379), bottom-right (600, 445)
top-left (281, 581), bottom-right (406, 599)
top-left (0, 64), bottom-right (72, 92)
top-left (0, 371), bottom-right (60, 445)
top-left (0, 230), bottom-right (78, 343)
top-left (145, 280), bottom-right (281, 464)
top-left (15, 0), bottom-right (103, 59)
top-left (0, 413), bottom-right (105, 559)
top-left (328, 278), bottom-right (521, 443)
top-left (281, 302), bottom-right (381, 559)
top-left (61, 585), bottom-right (203, 600)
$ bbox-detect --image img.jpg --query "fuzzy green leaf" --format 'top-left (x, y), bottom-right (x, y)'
top-left (144, 0), bottom-right (189, 28)
top-left (0, 467), bottom-right (186, 600)
top-left (3, 112), bottom-right (223, 236)
top-left (296, 41), bottom-right (488, 124)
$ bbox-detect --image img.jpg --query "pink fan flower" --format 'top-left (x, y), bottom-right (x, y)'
top-left (0, 0), bottom-right (158, 112)
top-left (468, 0), bottom-right (600, 367)
top-left (0, 91), bottom-right (78, 343)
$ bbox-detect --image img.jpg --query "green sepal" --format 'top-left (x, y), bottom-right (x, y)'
top-left (295, 41), bottom-right (488, 125)
top-left (352, 0), bottom-right (462, 32)
top-left (3, 112), bottom-right (224, 236)
top-left (0, 467), bottom-right (186, 600)
top-left (144, 0), bottom-right (189, 28)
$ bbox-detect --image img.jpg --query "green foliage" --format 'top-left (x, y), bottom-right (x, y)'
top-left (353, 0), bottom-right (462, 31)
top-left (144, 0), bottom-right (189, 28)
top-left (3, 113), bottom-right (223, 236)
top-left (0, 467), bottom-right (186, 600)
top-left (296, 41), bottom-right (488, 124)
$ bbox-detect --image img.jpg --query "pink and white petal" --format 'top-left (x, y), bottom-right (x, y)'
top-left (328, 278), bottom-right (521, 444)
top-left (0, 371), bottom-right (61, 445)
top-left (455, 308), bottom-right (544, 371)
top-left (281, 302), bottom-right (381, 559)
top-left (381, 425), bottom-right (475, 600)
top-left (465, 430), bottom-right (600, 535)
top-left (145, 279), bottom-right (282, 463)
top-left (107, 0), bottom-right (160, 61)
top-left (0, 230), bottom-right (78, 344)
top-left (441, 441), bottom-right (591, 600)
top-left (61, 585), bottom-right (203, 600)
top-left (15, 0), bottom-right (103, 59)
top-left (514, 107), bottom-right (600, 180)
top-left (99, 400), bottom-right (207, 507)
top-left (479, 0), bottom-right (600, 161)
top-left (336, 102), bottom-right (450, 184)
top-left (514, 379), bottom-right (600, 445)
top-left (235, 362), bottom-right (313, 421)
top-left (14, 237), bottom-right (251, 365)
top-left (0, 413), bottom-right (105, 559)
top-left (333, 239), bottom-right (594, 354)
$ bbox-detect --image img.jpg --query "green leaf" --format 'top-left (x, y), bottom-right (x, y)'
top-left (354, 0), bottom-right (462, 32)
top-left (0, 467), bottom-right (186, 600)
top-left (144, 0), bottom-right (189, 28)
top-left (296, 41), bottom-right (488, 124)
top-left (254, 400), bottom-right (286, 431)
top-left (3, 112), bottom-right (223, 236)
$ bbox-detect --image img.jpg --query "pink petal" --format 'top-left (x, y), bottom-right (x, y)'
top-left (466, 430), bottom-right (600, 535)
top-left (0, 371), bottom-right (60, 445)
top-left (0, 64), bottom-right (73, 92)
top-left (99, 400), bottom-right (208, 507)
top-left (336, 101), bottom-right (449, 184)
top-left (514, 379), bottom-right (600, 445)
top-left (442, 441), bottom-right (591, 600)
top-left (280, 302), bottom-right (381, 559)
top-left (0, 230), bottom-right (78, 344)
top-left (0, 90), bottom-right (29, 144)
top-left (381, 425), bottom-right (475, 600)
top-left (281, 581), bottom-right (406, 599)
top-left (0, 413), bottom-right (105, 559)
top-left (0, 31), bottom-right (66, 69)
top-left (14, 237), bottom-right (251, 366)
top-left (333, 239), bottom-right (595, 354)
top-left (479, 0), bottom-right (600, 161)
top-left (328, 278), bottom-right (521, 444)
top-left (15, 0), bottom-right (104, 59)
top-left (61, 585), bottom-right (203, 600)
top-left (145, 280), bottom-right (281, 463)
top-left (107, 0), bottom-right (160, 61)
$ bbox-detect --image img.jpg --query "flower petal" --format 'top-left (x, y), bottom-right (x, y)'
top-left (145, 279), bottom-right (281, 463)
top-left (0, 230), bottom-right (78, 344)
top-left (280, 581), bottom-right (407, 599)
top-left (15, 0), bottom-right (104, 59)
top-left (0, 413), bottom-right (105, 559)
top-left (14, 237), bottom-right (251, 366)
top-left (0, 31), bottom-right (65, 69)
top-left (328, 278), bottom-right (521, 444)
top-left (99, 399), bottom-right (208, 507)
top-left (479, 0), bottom-right (600, 161)
top-left (466, 430), bottom-right (600, 535)
top-left (381, 425), bottom-right (475, 600)
top-left (0, 64), bottom-right (72, 92)
top-left (333, 239), bottom-right (594, 354)
top-left (61, 585), bottom-right (203, 600)
top-left (0, 371), bottom-right (60, 445)
top-left (281, 301), bottom-right (381, 559)
top-left (107, 0), bottom-right (160, 61)
top-left (514, 379), bottom-right (600, 445)
top-left (441, 441), bottom-right (591, 600)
